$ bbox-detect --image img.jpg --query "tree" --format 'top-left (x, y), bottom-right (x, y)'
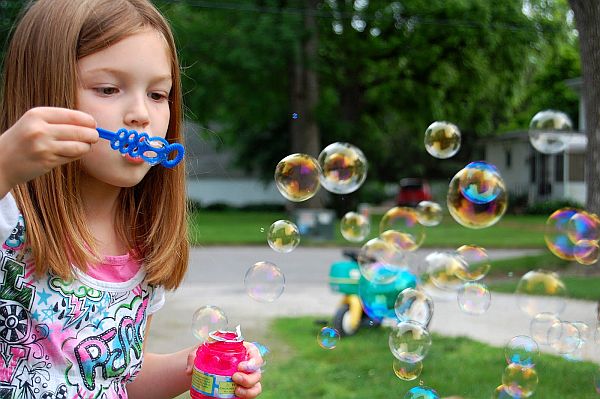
top-left (568, 1), bottom-right (600, 214)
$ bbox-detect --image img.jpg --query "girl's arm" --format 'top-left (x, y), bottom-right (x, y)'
top-left (127, 316), bottom-right (263, 399)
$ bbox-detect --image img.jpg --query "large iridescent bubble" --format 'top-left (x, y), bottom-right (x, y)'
top-left (425, 251), bottom-right (464, 292)
top-left (267, 220), bottom-right (300, 253)
top-left (545, 208), bottom-right (578, 261)
top-left (318, 142), bottom-right (368, 194)
top-left (357, 238), bottom-right (400, 284)
top-left (454, 245), bottom-right (491, 282)
top-left (447, 163), bottom-right (507, 229)
top-left (274, 153), bottom-right (321, 202)
top-left (505, 335), bottom-right (539, 368)
top-left (191, 305), bottom-right (229, 342)
top-left (424, 121), bottom-right (461, 159)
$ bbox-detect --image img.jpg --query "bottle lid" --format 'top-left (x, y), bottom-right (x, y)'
top-left (208, 325), bottom-right (244, 343)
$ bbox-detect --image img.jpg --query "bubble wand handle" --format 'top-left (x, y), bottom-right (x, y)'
top-left (96, 127), bottom-right (184, 168)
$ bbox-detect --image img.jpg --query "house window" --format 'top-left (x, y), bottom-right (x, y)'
top-left (569, 153), bottom-right (585, 182)
top-left (505, 149), bottom-right (512, 169)
top-left (555, 155), bottom-right (564, 182)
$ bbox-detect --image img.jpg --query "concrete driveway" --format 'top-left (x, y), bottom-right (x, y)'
top-left (147, 246), bottom-right (599, 364)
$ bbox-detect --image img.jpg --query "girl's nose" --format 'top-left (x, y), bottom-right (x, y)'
top-left (124, 94), bottom-right (150, 129)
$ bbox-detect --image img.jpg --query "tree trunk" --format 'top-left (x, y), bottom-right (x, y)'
top-left (569, 1), bottom-right (600, 214)
top-left (289, 0), bottom-right (323, 208)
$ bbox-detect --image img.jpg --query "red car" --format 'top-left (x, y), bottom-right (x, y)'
top-left (396, 178), bottom-right (432, 207)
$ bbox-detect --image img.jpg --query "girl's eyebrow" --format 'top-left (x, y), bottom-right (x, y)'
top-left (81, 67), bottom-right (172, 84)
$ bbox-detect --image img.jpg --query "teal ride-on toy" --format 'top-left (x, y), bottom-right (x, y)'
top-left (329, 249), bottom-right (420, 336)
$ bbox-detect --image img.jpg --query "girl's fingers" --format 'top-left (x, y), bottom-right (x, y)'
top-left (52, 141), bottom-right (93, 158)
top-left (235, 382), bottom-right (262, 399)
top-left (232, 370), bottom-right (262, 389)
top-left (51, 124), bottom-right (99, 144)
top-left (32, 107), bottom-right (96, 128)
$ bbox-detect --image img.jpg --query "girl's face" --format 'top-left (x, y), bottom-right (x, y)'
top-left (76, 29), bottom-right (172, 189)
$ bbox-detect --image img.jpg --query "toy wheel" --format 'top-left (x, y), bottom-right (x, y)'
top-left (333, 304), bottom-right (361, 336)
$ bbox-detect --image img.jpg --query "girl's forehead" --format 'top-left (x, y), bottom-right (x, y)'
top-left (78, 30), bottom-right (172, 78)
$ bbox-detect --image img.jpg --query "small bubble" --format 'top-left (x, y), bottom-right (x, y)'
top-left (292, 112), bottom-right (299, 119)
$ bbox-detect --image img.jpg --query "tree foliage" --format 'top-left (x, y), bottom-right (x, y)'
top-left (160, 0), bottom-right (579, 185)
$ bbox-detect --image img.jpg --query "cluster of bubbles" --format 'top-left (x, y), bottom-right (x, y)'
top-left (491, 335), bottom-right (540, 398)
top-left (274, 142), bottom-right (368, 202)
top-left (544, 208), bottom-right (600, 265)
top-left (272, 141), bottom-right (371, 348)
top-left (422, 245), bottom-right (492, 315)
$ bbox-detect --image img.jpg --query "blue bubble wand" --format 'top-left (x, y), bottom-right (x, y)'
top-left (96, 127), bottom-right (184, 168)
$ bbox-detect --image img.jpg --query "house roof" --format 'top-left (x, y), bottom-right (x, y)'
top-left (480, 130), bottom-right (587, 153)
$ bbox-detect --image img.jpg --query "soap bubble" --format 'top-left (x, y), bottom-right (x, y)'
top-left (491, 385), bottom-right (515, 399)
top-left (567, 211), bottom-right (600, 243)
top-left (393, 359), bottom-right (423, 381)
top-left (191, 305), bottom-right (228, 342)
top-left (548, 320), bottom-right (581, 354)
top-left (380, 207), bottom-right (425, 251)
top-left (529, 312), bottom-right (560, 345)
top-left (389, 320), bottom-right (432, 363)
top-left (502, 363), bottom-right (538, 398)
top-left (359, 269), bottom-right (418, 321)
top-left (318, 142), bottom-right (368, 194)
top-left (505, 335), bottom-right (539, 367)
top-left (447, 164), bottom-right (507, 229)
top-left (357, 238), bottom-right (400, 284)
top-left (404, 386), bottom-right (440, 399)
top-left (274, 153), bottom-right (321, 202)
top-left (244, 261), bottom-right (285, 302)
top-left (454, 245), bottom-right (491, 282)
top-left (394, 288), bottom-right (434, 327)
top-left (457, 282), bottom-right (491, 315)
top-left (458, 161), bottom-right (504, 205)
top-left (516, 270), bottom-right (567, 317)
top-left (340, 211), bottom-right (370, 242)
top-left (545, 208), bottom-right (578, 261)
top-left (246, 341), bottom-right (270, 372)
top-left (317, 327), bottom-right (340, 349)
top-left (416, 201), bottom-right (443, 227)
top-left (574, 239), bottom-right (600, 265)
top-left (424, 121), bottom-right (461, 159)
top-left (267, 220), bottom-right (300, 253)
top-left (528, 110), bottom-right (573, 154)
top-left (426, 251), bottom-right (464, 292)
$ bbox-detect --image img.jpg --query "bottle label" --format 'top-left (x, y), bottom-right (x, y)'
top-left (191, 366), bottom-right (236, 398)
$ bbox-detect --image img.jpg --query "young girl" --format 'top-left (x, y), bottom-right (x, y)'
top-left (0, 0), bottom-right (262, 398)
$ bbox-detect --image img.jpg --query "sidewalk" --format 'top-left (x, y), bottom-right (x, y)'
top-left (147, 282), bottom-right (599, 364)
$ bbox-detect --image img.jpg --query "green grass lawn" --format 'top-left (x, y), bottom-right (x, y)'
top-left (257, 316), bottom-right (599, 399)
top-left (189, 210), bottom-right (548, 248)
top-left (488, 275), bottom-right (600, 301)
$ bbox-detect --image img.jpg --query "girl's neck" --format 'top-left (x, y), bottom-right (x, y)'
top-left (80, 175), bottom-right (126, 256)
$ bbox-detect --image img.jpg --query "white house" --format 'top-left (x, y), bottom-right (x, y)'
top-left (480, 77), bottom-right (586, 206)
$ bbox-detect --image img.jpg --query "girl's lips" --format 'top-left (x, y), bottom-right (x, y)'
top-left (124, 153), bottom-right (145, 164)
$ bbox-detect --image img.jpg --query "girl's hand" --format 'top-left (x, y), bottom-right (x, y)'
top-left (0, 107), bottom-right (98, 192)
top-left (233, 342), bottom-right (263, 398)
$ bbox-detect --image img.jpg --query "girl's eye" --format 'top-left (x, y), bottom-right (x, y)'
top-left (149, 92), bottom-right (168, 101)
top-left (96, 87), bottom-right (118, 96)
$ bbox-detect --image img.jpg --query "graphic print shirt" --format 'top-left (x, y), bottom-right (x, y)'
top-left (0, 193), bottom-right (165, 399)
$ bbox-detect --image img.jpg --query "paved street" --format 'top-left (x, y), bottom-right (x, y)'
top-left (147, 246), bottom-right (599, 364)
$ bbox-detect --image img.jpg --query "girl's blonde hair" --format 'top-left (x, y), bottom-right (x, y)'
top-left (0, 0), bottom-right (188, 290)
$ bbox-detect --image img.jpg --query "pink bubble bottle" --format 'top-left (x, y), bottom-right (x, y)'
top-left (190, 327), bottom-right (247, 399)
